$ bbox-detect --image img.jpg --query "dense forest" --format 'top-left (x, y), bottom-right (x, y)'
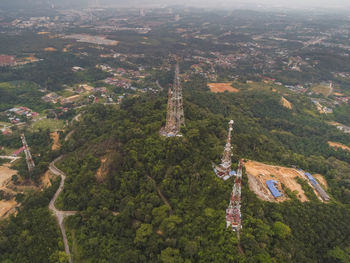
top-left (1, 74), bottom-right (350, 262)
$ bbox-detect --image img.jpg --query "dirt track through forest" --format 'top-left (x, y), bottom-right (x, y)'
top-left (48, 156), bottom-right (77, 263)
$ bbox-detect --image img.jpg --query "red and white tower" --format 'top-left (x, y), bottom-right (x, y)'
top-left (226, 160), bottom-right (243, 232)
top-left (214, 120), bottom-right (234, 179)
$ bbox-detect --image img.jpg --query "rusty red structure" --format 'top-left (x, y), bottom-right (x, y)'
top-left (226, 160), bottom-right (243, 232)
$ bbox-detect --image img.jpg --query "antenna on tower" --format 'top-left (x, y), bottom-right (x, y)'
top-left (160, 61), bottom-right (185, 137)
top-left (214, 120), bottom-right (235, 180)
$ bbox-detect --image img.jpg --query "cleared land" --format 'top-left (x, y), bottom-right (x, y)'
top-left (64, 34), bottom-right (119, 46)
top-left (41, 170), bottom-right (53, 188)
top-left (328, 121), bottom-right (342, 127)
top-left (51, 131), bottom-right (61, 151)
top-left (245, 160), bottom-right (327, 202)
top-left (0, 164), bottom-right (17, 186)
top-left (32, 118), bottom-right (64, 132)
top-left (328, 141), bottom-right (350, 152)
top-left (44, 47), bottom-right (57, 52)
top-left (281, 96), bottom-right (292, 109)
top-left (208, 83), bottom-right (239, 93)
top-left (0, 164), bottom-right (18, 218)
top-left (0, 199), bottom-right (17, 218)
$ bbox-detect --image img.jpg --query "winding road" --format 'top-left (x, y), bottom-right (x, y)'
top-left (48, 156), bottom-right (77, 263)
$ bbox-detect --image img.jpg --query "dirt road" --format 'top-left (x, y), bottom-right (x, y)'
top-left (48, 156), bottom-right (77, 263)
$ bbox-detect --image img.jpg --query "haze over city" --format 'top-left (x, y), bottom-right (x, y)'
top-left (1, 0), bottom-right (350, 11)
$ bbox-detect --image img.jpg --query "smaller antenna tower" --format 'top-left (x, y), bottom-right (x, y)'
top-left (21, 134), bottom-right (35, 172)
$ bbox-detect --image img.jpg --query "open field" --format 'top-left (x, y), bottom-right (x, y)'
top-left (58, 89), bottom-right (76, 98)
top-left (31, 118), bottom-right (65, 132)
top-left (328, 141), bottom-right (350, 152)
top-left (244, 160), bottom-right (327, 202)
top-left (312, 83), bottom-right (332, 97)
top-left (281, 96), bottom-right (292, 109)
top-left (208, 83), bottom-right (239, 93)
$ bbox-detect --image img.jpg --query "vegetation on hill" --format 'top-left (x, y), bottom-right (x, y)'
top-left (1, 76), bottom-right (350, 262)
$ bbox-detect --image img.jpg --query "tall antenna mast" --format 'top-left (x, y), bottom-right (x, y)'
top-left (214, 120), bottom-right (234, 179)
top-left (160, 61), bottom-right (185, 137)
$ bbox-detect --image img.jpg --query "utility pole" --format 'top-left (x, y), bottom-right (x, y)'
top-left (21, 134), bottom-right (35, 172)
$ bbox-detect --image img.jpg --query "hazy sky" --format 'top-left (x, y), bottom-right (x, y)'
top-left (1, 0), bottom-right (350, 12)
top-left (99, 0), bottom-right (350, 11)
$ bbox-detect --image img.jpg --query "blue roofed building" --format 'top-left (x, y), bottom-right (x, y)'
top-left (266, 180), bottom-right (283, 198)
top-left (304, 172), bottom-right (330, 201)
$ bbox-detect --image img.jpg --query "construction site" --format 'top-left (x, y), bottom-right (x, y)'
top-left (0, 163), bottom-right (18, 218)
top-left (0, 134), bottom-right (37, 218)
top-left (160, 63), bottom-right (185, 137)
top-left (244, 160), bottom-right (329, 202)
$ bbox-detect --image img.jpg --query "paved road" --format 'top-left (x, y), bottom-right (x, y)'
top-left (48, 156), bottom-right (77, 263)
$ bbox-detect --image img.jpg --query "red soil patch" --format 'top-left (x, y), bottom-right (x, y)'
top-left (50, 131), bottom-right (61, 151)
top-left (328, 141), bottom-right (350, 152)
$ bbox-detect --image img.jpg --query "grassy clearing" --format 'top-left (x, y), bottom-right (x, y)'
top-left (58, 89), bottom-right (75, 98)
top-left (312, 84), bottom-right (331, 97)
top-left (31, 118), bottom-right (64, 132)
top-left (235, 81), bottom-right (290, 93)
